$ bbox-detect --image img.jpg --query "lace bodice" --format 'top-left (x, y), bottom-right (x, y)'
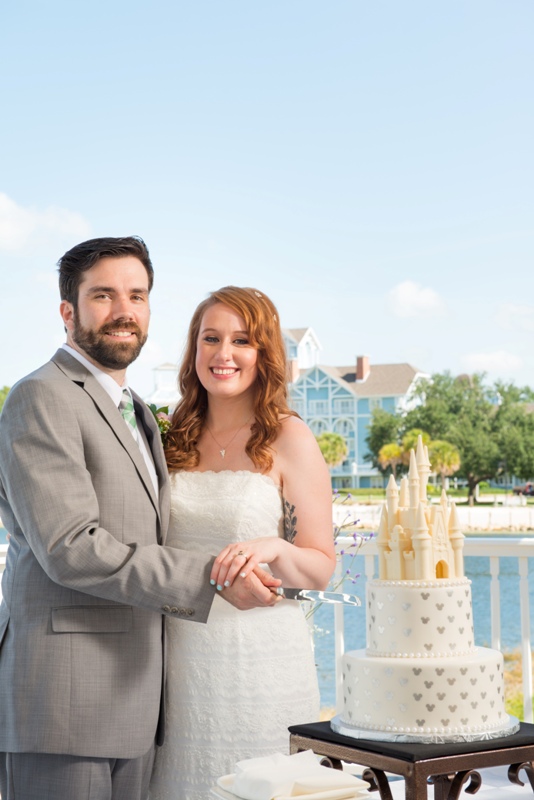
top-left (166, 470), bottom-right (284, 554)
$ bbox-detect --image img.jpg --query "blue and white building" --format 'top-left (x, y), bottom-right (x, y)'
top-left (285, 328), bottom-right (427, 489)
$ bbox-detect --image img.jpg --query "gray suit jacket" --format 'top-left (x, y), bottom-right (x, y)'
top-left (0, 349), bottom-right (214, 758)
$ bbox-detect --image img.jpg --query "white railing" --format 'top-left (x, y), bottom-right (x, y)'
top-left (332, 536), bottom-right (534, 722)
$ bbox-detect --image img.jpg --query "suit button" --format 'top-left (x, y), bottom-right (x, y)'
top-left (186, 609), bottom-right (194, 616)
top-left (170, 607), bottom-right (178, 614)
top-left (162, 605), bottom-right (171, 613)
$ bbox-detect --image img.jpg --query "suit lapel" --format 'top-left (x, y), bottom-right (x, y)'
top-left (51, 349), bottom-right (163, 522)
top-left (132, 391), bottom-right (171, 541)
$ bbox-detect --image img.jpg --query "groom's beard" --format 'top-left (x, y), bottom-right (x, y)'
top-left (72, 312), bottom-right (148, 370)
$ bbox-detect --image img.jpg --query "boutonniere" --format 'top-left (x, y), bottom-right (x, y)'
top-left (148, 404), bottom-right (171, 443)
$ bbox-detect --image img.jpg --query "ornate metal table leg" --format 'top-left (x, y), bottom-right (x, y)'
top-left (361, 768), bottom-right (394, 800)
top-left (428, 770), bottom-right (481, 800)
top-left (318, 756), bottom-right (343, 771)
top-left (508, 762), bottom-right (534, 793)
top-left (428, 773), bottom-right (455, 800)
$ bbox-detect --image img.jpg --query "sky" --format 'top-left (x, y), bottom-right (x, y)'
top-left (1, 0), bottom-right (533, 398)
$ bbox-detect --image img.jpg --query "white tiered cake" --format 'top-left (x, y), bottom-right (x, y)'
top-left (332, 438), bottom-right (517, 743)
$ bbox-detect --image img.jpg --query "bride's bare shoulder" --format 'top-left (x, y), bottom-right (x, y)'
top-left (276, 414), bottom-right (318, 450)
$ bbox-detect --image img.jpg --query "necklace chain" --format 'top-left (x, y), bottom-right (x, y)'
top-left (205, 416), bottom-right (253, 459)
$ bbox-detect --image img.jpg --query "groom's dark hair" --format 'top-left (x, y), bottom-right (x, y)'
top-left (58, 236), bottom-right (154, 307)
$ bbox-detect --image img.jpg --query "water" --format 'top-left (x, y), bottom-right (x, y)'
top-left (313, 551), bottom-right (534, 709)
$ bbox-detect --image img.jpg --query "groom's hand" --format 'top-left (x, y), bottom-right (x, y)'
top-left (220, 566), bottom-right (282, 610)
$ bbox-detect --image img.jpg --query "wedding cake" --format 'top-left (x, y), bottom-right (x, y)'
top-left (332, 438), bottom-right (517, 742)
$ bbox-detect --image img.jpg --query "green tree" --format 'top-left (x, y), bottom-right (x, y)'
top-left (365, 408), bottom-right (402, 469)
top-left (0, 386), bottom-right (9, 413)
top-left (378, 442), bottom-right (403, 477)
top-left (495, 399), bottom-right (534, 482)
top-left (404, 372), bottom-right (534, 503)
top-left (316, 432), bottom-right (348, 468)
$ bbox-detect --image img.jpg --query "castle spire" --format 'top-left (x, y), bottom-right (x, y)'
top-left (399, 475), bottom-right (410, 507)
top-left (416, 436), bottom-right (431, 503)
top-left (412, 502), bottom-right (432, 579)
top-left (386, 474), bottom-right (399, 533)
top-left (408, 449), bottom-right (420, 515)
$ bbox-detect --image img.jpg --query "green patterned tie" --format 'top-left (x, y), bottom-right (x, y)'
top-left (119, 388), bottom-right (139, 443)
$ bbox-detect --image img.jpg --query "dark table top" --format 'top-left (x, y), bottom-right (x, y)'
top-left (289, 721), bottom-right (534, 763)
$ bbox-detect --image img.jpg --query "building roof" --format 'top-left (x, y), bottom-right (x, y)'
top-left (283, 327), bottom-right (311, 344)
top-left (315, 362), bottom-right (424, 397)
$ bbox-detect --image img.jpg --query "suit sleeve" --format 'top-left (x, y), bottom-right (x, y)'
top-left (0, 375), bottom-right (215, 622)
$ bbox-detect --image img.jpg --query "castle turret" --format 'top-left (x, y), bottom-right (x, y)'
top-left (399, 475), bottom-right (410, 507)
top-left (376, 505), bottom-right (390, 579)
top-left (412, 502), bottom-right (433, 579)
top-left (448, 502), bottom-right (465, 578)
top-left (416, 436), bottom-right (431, 503)
top-left (440, 488), bottom-right (449, 530)
top-left (386, 474), bottom-right (399, 533)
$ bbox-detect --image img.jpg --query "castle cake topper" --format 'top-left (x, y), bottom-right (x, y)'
top-left (376, 435), bottom-right (464, 581)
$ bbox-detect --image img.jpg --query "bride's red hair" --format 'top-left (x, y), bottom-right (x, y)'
top-left (165, 286), bottom-right (298, 473)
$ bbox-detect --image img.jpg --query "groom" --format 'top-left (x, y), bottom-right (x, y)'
top-left (0, 236), bottom-right (280, 800)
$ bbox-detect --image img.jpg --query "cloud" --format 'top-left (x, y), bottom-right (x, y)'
top-left (460, 349), bottom-right (523, 374)
top-left (0, 192), bottom-right (91, 253)
top-left (387, 280), bottom-right (446, 319)
top-left (495, 303), bottom-right (534, 333)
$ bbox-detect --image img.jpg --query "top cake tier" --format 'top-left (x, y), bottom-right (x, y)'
top-left (367, 578), bottom-right (475, 658)
top-left (375, 437), bottom-right (465, 582)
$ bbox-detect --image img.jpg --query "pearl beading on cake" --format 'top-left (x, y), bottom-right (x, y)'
top-left (366, 648), bottom-right (474, 658)
top-left (372, 578), bottom-right (468, 588)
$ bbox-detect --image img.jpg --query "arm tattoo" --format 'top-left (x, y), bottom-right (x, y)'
top-left (283, 499), bottom-right (298, 544)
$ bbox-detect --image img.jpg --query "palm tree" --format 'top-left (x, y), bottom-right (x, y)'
top-left (316, 432), bottom-right (348, 468)
top-left (429, 440), bottom-right (461, 488)
top-left (378, 442), bottom-right (403, 477)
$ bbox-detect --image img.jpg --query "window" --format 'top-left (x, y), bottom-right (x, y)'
top-left (333, 399), bottom-right (354, 414)
top-left (309, 400), bottom-right (329, 415)
top-left (334, 419), bottom-right (354, 437)
top-left (309, 419), bottom-right (328, 435)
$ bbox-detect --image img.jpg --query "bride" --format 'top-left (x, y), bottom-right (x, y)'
top-left (149, 286), bottom-right (335, 800)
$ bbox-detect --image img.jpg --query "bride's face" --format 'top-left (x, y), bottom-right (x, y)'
top-left (195, 303), bottom-right (258, 400)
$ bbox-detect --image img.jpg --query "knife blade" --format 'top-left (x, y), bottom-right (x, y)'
top-left (276, 588), bottom-right (361, 606)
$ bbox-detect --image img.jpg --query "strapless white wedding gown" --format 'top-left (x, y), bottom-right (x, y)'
top-left (149, 471), bottom-right (320, 800)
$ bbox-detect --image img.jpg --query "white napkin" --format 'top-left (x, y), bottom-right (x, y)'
top-left (216, 750), bottom-right (369, 800)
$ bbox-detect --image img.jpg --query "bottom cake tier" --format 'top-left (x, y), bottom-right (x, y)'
top-left (339, 646), bottom-right (512, 740)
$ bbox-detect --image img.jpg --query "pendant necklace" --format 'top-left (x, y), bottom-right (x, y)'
top-left (206, 416), bottom-right (253, 459)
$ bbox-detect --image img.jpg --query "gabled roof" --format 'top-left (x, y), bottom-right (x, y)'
top-left (304, 363), bottom-right (424, 398)
top-left (283, 327), bottom-right (309, 343)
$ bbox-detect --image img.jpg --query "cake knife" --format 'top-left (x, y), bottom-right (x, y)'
top-left (276, 588), bottom-right (361, 606)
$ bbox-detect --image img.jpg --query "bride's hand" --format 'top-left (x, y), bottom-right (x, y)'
top-left (210, 538), bottom-right (286, 590)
